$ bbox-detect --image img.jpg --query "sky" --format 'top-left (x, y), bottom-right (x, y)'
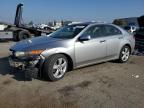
top-left (0, 0), bottom-right (143, 24)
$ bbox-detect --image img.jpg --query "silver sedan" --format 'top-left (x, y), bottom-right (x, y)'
top-left (9, 22), bottom-right (135, 81)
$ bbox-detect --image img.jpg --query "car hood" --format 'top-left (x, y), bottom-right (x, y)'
top-left (10, 36), bottom-right (67, 51)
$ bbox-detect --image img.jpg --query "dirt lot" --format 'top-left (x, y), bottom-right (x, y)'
top-left (0, 40), bottom-right (144, 108)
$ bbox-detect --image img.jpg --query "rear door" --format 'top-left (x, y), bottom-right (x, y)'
top-left (103, 25), bottom-right (123, 58)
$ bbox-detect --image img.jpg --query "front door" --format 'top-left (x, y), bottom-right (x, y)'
top-left (75, 25), bottom-right (107, 66)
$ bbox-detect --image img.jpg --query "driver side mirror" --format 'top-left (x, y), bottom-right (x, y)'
top-left (79, 35), bottom-right (91, 41)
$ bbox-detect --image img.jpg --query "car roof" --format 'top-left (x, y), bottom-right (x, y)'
top-left (69, 22), bottom-right (108, 26)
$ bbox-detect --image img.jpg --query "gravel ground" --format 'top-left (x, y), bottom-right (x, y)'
top-left (0, 40), bottom-right (144, 108)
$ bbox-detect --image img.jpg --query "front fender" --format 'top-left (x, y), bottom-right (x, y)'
top-left (41, 47), bottom-right (75, 64)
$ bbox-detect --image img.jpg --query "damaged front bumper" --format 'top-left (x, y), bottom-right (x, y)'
top-left (9, 55), bottom-right (45, 79)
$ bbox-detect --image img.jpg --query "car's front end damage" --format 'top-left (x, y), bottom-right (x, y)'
top-left (9, 49), bottom-right (45, 79)
top-left (8, 35), bottom-right (70, 80)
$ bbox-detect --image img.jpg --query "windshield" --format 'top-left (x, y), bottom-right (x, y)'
top-left (49, 25), bottom-right (87, 39)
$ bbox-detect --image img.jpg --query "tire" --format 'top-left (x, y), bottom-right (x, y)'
top-left (18, 31), bottom-right (31, 41)
top-left (13, 31), bottom-right (18, 41)
top-left (118, 45), bottom-right (131, 63)
top-left (43, 54), bottom-right (68, 81)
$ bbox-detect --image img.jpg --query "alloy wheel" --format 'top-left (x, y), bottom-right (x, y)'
top-left (52, 58), bottom-right (67, 78)
top-left (121, 47), bottom-right (130, 62)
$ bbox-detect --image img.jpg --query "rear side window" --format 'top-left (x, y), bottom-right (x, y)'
top-left (82, 25), bottom-right (122, 39)
top-left (104, 25), bottom-right (122, 36)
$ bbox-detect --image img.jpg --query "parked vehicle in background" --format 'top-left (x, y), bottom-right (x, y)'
top-left (124, 26), bottom-right (137, 33)
top-left (37, 24), bottom-right (49, 29)
top-left (0, 3), bottom-right (54, 41)
top-left (134, 28), bottom-right (144, 50)
top-left (9, 22), bottom-right (135, 81)
top-left (0, 24), bottom-right (7, 31)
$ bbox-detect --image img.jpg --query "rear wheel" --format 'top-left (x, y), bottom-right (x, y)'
top-left (18, 30), bottom-right (31, 41)
top-left (118, 45), bottom-right (130, 63)
top-left (43, 54), bottom-right (68, 81)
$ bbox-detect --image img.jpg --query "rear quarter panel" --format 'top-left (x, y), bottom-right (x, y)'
top-left (119, 31), bottom-right (135, 54)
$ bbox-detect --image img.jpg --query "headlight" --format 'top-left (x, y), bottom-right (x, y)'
top-left (15, 51), bottom-right (26, 57)
top-left (14, 50), bottom-right (44, 58)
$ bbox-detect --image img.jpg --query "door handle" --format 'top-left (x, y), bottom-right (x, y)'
top-left (100, 40), bottom-right (106, 43)
top-left (118, 37), bottom-right (123, 39)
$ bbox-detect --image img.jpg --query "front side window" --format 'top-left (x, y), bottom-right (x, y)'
top-left (82, 25), bottom-right (105, 39)
top-left (50, 25), bottom-right (87, 39)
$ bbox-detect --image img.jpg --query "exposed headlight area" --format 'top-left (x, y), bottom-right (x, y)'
top-left (10, 50), bottom-right (44, 59)
top-left (9, 49), bottom-right (45, 67)
top-left (9, 49), bottom-right (45, 77)
top-left (9, 50), bottom-right (46, 79)
top-left (15, 51), bottom-right (26, 57)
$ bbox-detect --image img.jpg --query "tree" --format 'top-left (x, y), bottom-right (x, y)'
top-left (28, 21), bottom-right (34, 26)
top-left (54, 20), bottom-right (57, 26)
top-left (113, 19), bottom-right (128, 26)
top-left (61, 20), bottom-right (64, 26)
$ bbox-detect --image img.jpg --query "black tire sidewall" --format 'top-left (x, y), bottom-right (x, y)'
top-left (43, 54), bottom-right (68, 81)
top-left (18, 31), bottom-right (31, 41)
top-left (13, 31), bottom-right (18, 41)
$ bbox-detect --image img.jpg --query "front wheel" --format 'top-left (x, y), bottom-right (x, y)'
top-left (43, 54), bottom-right (68, 81)
top-left (118, 46), bottom-right (131, 63)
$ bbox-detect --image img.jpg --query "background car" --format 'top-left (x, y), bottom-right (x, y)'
top-left (134, 28), bottom-right (144, 51)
